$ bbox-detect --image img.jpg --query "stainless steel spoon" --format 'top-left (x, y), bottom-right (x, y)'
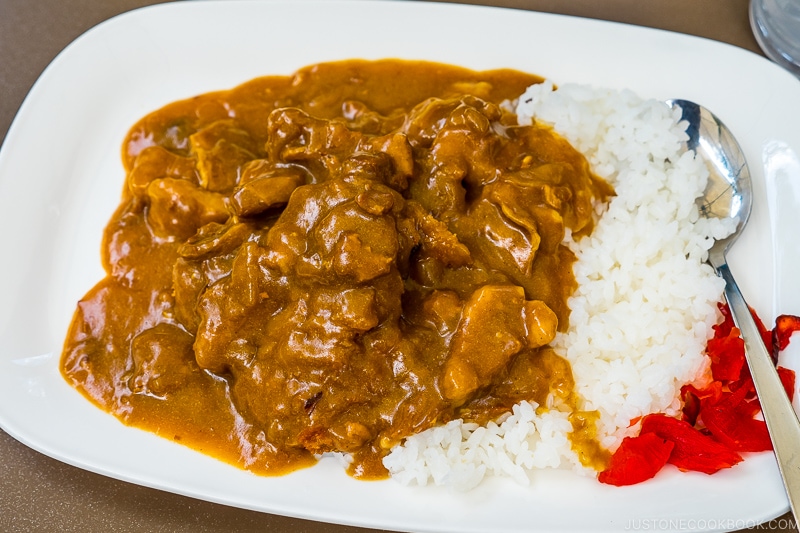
top-left (668, 99), bottom-right (800, 521)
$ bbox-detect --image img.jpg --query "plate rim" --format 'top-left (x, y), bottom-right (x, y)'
top-left (1, 1), bottom-right (798, 532)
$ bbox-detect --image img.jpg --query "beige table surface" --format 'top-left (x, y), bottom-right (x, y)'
top-left (0, 0), bottom-right (797, 532)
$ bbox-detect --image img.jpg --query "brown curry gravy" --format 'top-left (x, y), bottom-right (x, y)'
top-left (60, 60), bottom-right (612, 478)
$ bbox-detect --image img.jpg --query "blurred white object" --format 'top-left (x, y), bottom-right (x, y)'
top-left (750, 0), bottom-right (800, 77)
top-left (764, 139), bottom-right (800, 411)
top-left (764, 140), bottom-right (800, 316)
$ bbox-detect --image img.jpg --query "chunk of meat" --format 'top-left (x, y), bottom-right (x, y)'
top-left (172, 258), bottom-right (205, 331)
top-left (145, 178), bottom-right (229, 240)
top-left (178, 220), bottom-right (252, 261)
top-left (359, 132), bottom-right (414, 190)
top-left (129, 323), bottom-right (197, 397)
top-left (442, 285), bottom-right (558, 403)
top-left (190, 120), bottom-right (258, 192)
top-left (420, 290), bottom-right (463, 335)
top-left (231, 162), bottom-right (306, 217)
top-left (455, 198), bottom-right (539, 276)
top-left (266, 107), bottom-right (363, 181)
top-left (406, 202), bottom-right (472, 268)
top-left (127, 145), bottom-right (198, 198)
top-left (263, 178), bottom-right (404, 281)
top-left (333, 233), bottom-right (394, 283)
top-left (524, 299), bottom-right (558, 348)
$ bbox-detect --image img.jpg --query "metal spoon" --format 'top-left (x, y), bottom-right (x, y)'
top-left (668, 99), bottom-right (800, 521)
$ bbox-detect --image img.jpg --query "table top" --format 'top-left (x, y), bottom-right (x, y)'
top-left (0, 1), bottom-right (796, 532)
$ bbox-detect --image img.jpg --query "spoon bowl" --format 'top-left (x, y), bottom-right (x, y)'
top-left (667, 99), bottom-right (752, 263)
top-left (668, 99), bottom-right (800, 522)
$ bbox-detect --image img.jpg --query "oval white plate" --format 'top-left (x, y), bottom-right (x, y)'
top-left (1, 1), bottom-right (799, 532)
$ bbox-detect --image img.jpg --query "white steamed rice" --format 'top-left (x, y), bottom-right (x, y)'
top-left (382, 81), bottom-right (736, 490)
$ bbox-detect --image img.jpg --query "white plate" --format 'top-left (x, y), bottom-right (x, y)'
top-left (1, 1), bottom-right (799, 532)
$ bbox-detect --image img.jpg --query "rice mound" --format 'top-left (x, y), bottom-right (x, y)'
top-left (382, 81), bottom-right (736, 490)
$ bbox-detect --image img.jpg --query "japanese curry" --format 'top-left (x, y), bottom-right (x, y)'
top-left (60, 60), bottom-right (612, 478)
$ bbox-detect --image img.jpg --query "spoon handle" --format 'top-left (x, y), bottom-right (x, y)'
top-left (718, 262), bottom-right (800, 519)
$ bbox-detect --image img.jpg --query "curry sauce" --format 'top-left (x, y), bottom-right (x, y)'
top-left (60, 60), bottom-right (613, 478)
